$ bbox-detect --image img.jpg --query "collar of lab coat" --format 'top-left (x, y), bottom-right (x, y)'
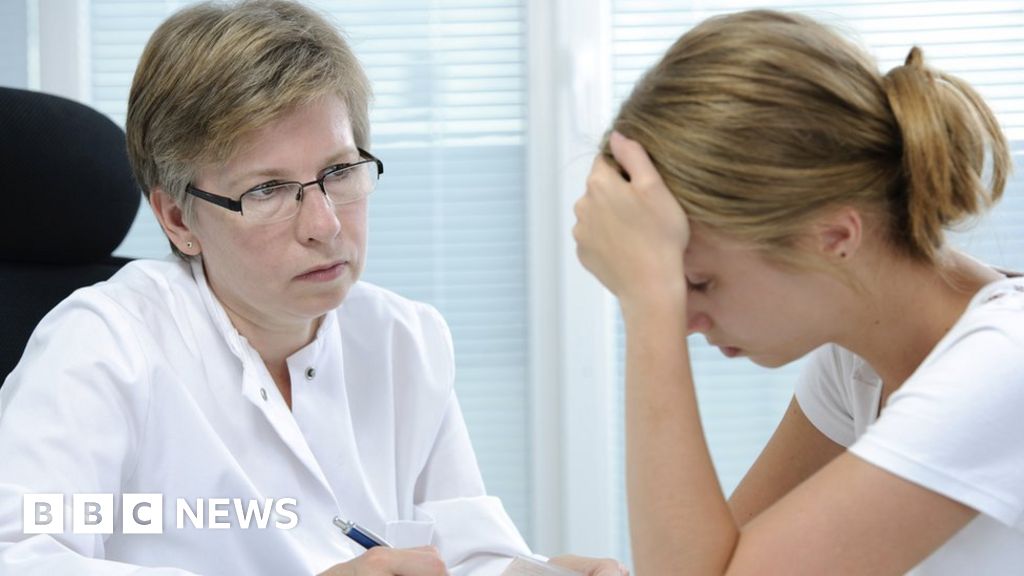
top-left (187, 257), bottom-right (337, 365)
top-left (187, 257), bottom-right (347, 496)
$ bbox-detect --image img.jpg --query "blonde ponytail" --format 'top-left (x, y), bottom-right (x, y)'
top-left (883, 46), bottom-right (1010, 261)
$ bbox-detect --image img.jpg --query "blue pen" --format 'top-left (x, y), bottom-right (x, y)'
top-left (333, 516), bottom-right (393, 549)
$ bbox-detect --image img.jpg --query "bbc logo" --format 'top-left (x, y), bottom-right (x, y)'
top-left (24, 494), bottom-right (163, 535)
top-left (23, 494), bottom-right (299, 534)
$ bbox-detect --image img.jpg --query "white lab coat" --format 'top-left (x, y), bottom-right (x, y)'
top-left (0, 258), bottom-right (530, 575)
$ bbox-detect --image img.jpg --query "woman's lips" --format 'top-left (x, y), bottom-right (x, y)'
top-left (719, 346), bottom-right (742, 358)
top-left (296, 261), bottom-right (347, 281)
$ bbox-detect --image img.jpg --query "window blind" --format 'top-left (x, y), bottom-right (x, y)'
top-left (610, 0), bottom-right (1024, 565)
top-left (90, 0), bottom-right (532, 540)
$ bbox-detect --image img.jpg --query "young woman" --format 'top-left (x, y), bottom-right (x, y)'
top-left (574, 9), bottom-right (1021, 575)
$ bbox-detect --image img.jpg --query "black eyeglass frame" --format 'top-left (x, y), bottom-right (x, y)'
top-left (185, 147), bottom-right (383, 216)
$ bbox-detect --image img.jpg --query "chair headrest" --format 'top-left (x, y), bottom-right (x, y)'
top-left (0, 87), bottom-right (141, 264)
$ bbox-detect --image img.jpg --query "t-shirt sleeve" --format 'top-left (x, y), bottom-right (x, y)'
top-left (849, 322), bottom-right (1024, 529)
top-left (794, 344), bottom-right (857, 447)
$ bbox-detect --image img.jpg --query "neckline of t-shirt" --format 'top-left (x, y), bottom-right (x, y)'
top-left (967, 274), bottom-right (1024, 308)
top-left (849, 274), bottom-right (1024, 395)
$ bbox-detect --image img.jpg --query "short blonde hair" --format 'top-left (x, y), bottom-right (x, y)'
top-left (126, 0), bottom-right (371, 257)
top-left (606, 10), bottom-right (1010, 269)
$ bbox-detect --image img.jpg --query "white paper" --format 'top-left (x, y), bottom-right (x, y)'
top-left (501, 556), bottom-right (583, 576)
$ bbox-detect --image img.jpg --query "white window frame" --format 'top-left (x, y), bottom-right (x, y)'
top-left (525, 0), bottom-right (618, 557)
top-left (31, 0), bottom-right (91, 101)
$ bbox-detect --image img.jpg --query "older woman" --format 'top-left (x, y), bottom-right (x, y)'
top-left (0, 2), bottom-right (622, 575)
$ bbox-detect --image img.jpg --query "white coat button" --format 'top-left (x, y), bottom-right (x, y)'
top-left (260, 388), bottom-right (268, 401)
top-left (305, 367), bottom-right (316, 380)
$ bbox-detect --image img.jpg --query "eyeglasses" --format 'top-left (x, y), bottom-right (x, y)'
top-left (185, 148), bottom-right (383, 224)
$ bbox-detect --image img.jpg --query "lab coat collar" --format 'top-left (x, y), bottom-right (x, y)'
top-left (187, 256), bottom-right (337, 377)
top-left (189, 257), bottom-right (253, 363)
top-left (188, 257), bottom-right (341, 503)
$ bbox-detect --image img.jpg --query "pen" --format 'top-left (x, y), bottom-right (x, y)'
top-left (333, 516), bottom-right (393, 549)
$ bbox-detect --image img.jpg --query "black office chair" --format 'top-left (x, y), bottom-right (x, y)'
top-left (0, 87), bottom-right (140, 382)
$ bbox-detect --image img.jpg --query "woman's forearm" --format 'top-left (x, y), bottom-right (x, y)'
top-left (622, 298), bottom-right (738, 575)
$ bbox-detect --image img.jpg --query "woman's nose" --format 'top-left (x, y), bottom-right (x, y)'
top-left (687, 311), bottom-right (711, 335)
top-left (296, 189), bottom-right (342, 242)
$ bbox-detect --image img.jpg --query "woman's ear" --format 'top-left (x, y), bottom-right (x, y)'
top-left (815, 206), bottom-right (863, 261)
top-left (150, 187), bottom-right (201, 255)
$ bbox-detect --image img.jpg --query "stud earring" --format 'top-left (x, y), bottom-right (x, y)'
top-left (187, 241), bottom-right (194, 249)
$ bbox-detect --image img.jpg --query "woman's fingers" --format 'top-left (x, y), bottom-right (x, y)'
top-left (381, 547), bottom-right (448, 576)
top-left (574, 133), bottom-right (691, 302)
top-left (607, 131), bottom-right (659, 191)
top-left (548, 554), bottom-right (631, 576)
top-left (319, 546), bottom-right (448, 576)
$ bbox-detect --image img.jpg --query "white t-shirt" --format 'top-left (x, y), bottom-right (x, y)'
top-left (795, 276), bottom-right (1024, 575)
